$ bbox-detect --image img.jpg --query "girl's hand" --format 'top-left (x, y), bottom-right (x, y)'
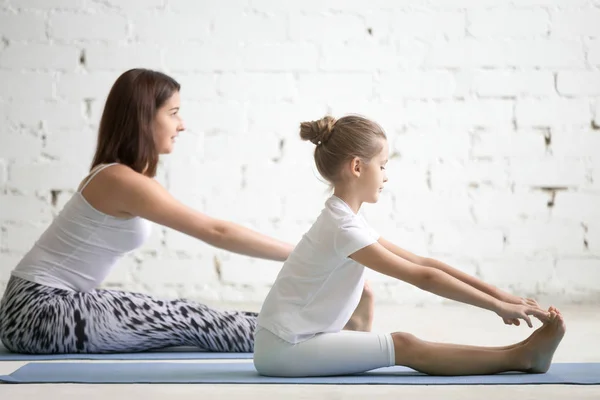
top-left (498, 293), bottom-right (542, 325)
top-left (496, 302), bottom-right (550, 328)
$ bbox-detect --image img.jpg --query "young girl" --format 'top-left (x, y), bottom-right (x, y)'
top-left (254, 115), bottom-right (566, 377)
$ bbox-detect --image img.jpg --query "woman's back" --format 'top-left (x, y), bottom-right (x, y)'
top-left (11, 164), bottom-right (152, 292)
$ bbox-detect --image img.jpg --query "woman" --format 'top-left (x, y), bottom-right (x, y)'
top-left (0, 69), bottom-right (372, 354)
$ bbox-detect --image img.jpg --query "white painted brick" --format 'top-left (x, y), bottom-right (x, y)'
top-left (176, 74), bottom-right (218, 101)
top-left (553, 192), bottom-right (600, 222)
top-left (396, 39), bottom-right (428, 69)
top-left (556, 259), bottom-right (600, 292)
top-left (282, 189), bottom-right (332, 223)
top-left (0, 160), bottom-right (6, 190)
top-left (433, 100), bottom-right (514, 128)
top-left (393, 191), bottom-right (473, 225)
top-left (595, 101), bottom-right (600, 126)
top-left (589, 40), bottom-right (600, 65)
top-left (9, 162), bottom-right (87, 193)
top-left (7, 101), bottom-right (85, 131)
top-left (0, 130), bottom-right (42, 160)
top-left (164, 44), bottom-right (242, 72)
top-left (0, 71), bottom-right (54, 100)
top-left (377, 71), bottom-right (456, 100)
top-left (391, 11), bottom-right (465, 39)
top-left (44, 129), bottom-right (96, 164)
top-left (511, 0), bottom-right (590, 5)
top-left (11, 0), bottom-right (84, 10)
top-left (479, 256), bottom-right (555, 293)
top-left (247, 102), bottom-right (326, 137)
top-left (426, 39), bottom-right (584, 68)
top-left (57, 72), bottom-right (118, 102)
top-left (241, 44), bottom-right (319, 72)
top-left (588, 223), bottom-right (600, 255)
top-left (383, 161), bottom-right (429, 193)
top-left (0, 194), bottom-right (52, 221)
top-left (50, 13), bottom-right (128, 41)
top-left (468, 9), bottom-right (549, 37)
top-left (326, 100), bottom-right (403, 135)
top-left (204, 190), bottom-right (282, 223)
top-left (92, 0), bottom-right (164, 11)
top-left (0, 253), bottom-right (22, 285)
top-left (0, 12), bottom-right (46, 41)
top-left (516, 99), bottom-right (590, 128)
top-left (394, 129), bottom-right (471, 160)
top-left (130, 12), bottom-right (209, 43)
top-left (137, 257), bottom-right (220, 286)
top-left (550, 129), bottom-right (600, 157)
top-left (506, 222), bottom-right (583, 255)
top-left (472, 71), bottom-right (555, 97)
top-left (430, 226), bottom-right (504, 256)
top-left (552, 10), bottom-right (600, 37)
top-left (290, 15), bottom-right (365, 42)
top-left (220, 252), bottom-right (282, 285)
top-left (199, 130), bottom-right (280, 165)
top-left (182, 101), bottom-right (245, 135)
top-left (85, 44), bottom-right (163, 71)
top-left (557, 72), bottom-right (600, 96)
top-left (218, 73), bottom-right (296, 102)
top-left (244, 161), bottom-right (324, 202)
top-left (0, 44), bottom-right (79, 70)
top-left (430, 159), bottom-right (510, 190)
top-left (213, 13), bottom-right (287, 43)
top-left (4, 223), bottom-right (47, 253)
top-left (471, 189), bottom-right (552, 226)
top-left (168, 158), bottom-right (240, 202)
top-left (510, 159), bottom-right (587, 188)
top-left (320, 44), bottom-right (399, 72)
top-left (472, 130), bottom-right (547, 159)
top-left (170, 0), bottom-right (246, 14)
top-left (296, 73), bottom-right (373, 101)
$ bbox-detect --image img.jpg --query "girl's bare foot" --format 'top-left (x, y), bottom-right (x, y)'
top-left (520, 312), bottom-right (566, 373)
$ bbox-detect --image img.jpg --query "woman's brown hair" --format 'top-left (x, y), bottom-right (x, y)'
top-left (90, 68), bottom-right (180, 177)
top-left (300, 115), bottom-right (387, 184)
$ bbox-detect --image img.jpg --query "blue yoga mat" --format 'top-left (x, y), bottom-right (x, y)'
top-left (0, 344), bottom-right (251, 361)
top-left (1, 362), bottom-right (598, 385)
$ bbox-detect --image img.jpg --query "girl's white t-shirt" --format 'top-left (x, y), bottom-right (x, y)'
top-left (256, 195), bottom-right (379, 344)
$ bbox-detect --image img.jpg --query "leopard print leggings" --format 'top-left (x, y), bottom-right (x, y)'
top-left (0, 276), bottom-right (257, 354)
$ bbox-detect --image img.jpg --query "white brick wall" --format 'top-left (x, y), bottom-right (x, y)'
top-left (0, 0), bottom-right (599, 305)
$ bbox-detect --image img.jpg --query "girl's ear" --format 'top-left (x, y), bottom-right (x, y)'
top-left (350, 157), bottom-right (362, 177)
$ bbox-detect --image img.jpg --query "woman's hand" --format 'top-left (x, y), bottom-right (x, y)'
top-left (495, 302), bottom-right (550, 328)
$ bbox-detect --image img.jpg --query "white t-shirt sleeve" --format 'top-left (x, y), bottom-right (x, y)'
top-left (334, 219), bottom-right (379, 259)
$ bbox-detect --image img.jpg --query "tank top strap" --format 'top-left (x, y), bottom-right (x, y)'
top-left (78, 163), bottom-right (119, 192)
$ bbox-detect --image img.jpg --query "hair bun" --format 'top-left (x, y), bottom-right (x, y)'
top-left (299, 116), bottom-right (336, 146)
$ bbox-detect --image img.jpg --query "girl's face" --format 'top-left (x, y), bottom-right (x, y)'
top-left (357, 138), bottom-right (389, 204)
top-left (154, 91), bottom-right (185, 154)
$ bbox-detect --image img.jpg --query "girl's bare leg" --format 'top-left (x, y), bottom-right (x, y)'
top-left (392, 312), bottom-right (565, 375)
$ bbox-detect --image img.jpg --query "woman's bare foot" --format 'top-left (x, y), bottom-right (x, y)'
top-left (519, 312), bottom-right (566, 373)
top-left (344, 281), bottom-right (374, 332)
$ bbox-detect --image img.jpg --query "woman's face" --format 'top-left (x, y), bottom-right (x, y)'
top-left (153, 91), bottom-right (185, 154)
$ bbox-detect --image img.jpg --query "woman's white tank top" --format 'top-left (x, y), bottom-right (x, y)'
top-left (10, 163), bottom-right (153, 292)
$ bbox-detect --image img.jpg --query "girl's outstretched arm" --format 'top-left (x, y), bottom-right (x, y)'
top-left (378, 237), bottom-right (535, 307)
top-left (350, 242), bottom-right (550, 327)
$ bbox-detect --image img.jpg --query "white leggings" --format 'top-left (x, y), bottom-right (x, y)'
top-left (253, 327), bottom-right (395, 377)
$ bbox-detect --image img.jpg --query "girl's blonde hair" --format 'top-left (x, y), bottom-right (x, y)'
top-left (299, 115), bottom-right (387, 184)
